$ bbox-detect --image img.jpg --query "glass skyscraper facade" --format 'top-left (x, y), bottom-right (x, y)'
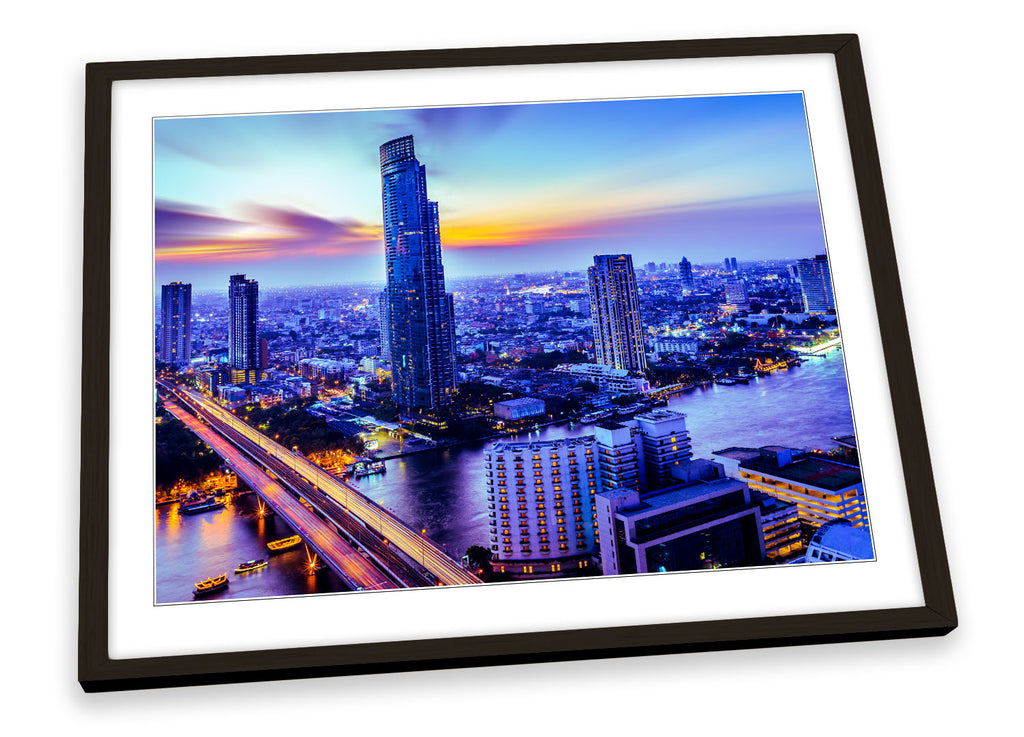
top-left (588, 254), bottom-right (648, 372)
top-left (795, 254), bottom-right (836, 314)
top-left (228, 273), bottom-right (261, 384)
top-left (379, 135), bottom-right (456, 417)
top-left (159, 281), bottom-right (192, 369)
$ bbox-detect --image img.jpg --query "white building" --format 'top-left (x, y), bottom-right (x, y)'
top-left (634, 410), bottom-right (693, 489)
top-left (485, 437), bottom-right (601, 578)
top-left (554, 363), bottom-right (650, 395)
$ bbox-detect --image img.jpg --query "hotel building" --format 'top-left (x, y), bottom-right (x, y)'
top-left (379, 135), bottom-right (457, 417)
top-left (588, 254), bottom-right (648, 372)
top-left (485, 437), bottom-right (601, 577)
top-left (159, 281), bottom-right (192, 369)
top-left (713, 446), bottom-right (869, 531)
top-left (553, 362), bottom-right (650, 395)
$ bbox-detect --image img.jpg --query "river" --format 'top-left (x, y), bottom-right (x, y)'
top-left (155, 349), bottom-right (856, 601)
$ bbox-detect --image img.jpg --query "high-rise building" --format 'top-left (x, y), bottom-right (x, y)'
top-left (724, 257), bottom-right (732, 271)
top-left (379, 135), bottom-right (457, 417)
top-left (228, 274), bottom-right (261, 384)
top-left (678, 258), bottom-right (695, 295)
top-left (731, 257), bottom-right (738, 273)
top-left (724, 276), bottom-right (749, 308)
top-left (159, 281), bottom-right (192, 369)
top-left (794, 254), bottom-right (836, 314)
top-left (588, 254), bottom-right (647, 372)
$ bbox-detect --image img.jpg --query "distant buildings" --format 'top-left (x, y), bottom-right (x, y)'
top-left (160, 281), bottom-right (192, 369)
top-left (794, 254), bottom-right (836, 314)
top-left (724, 256), bottom-right (738, 273)
top-left (298, 358), bottom-right (347, 383)
top-left (587, 254), bottom-right (648, 372)
top-left (228, 274), bottom-right (261, 384)
top-left (493, 397), bottom-right (546, 421)
top-left (678, 257), bottom-right (695, 295)
top-left (713, 445), bottom-right (869, 532)
top-left (379, 135), bottom-right (457, 417)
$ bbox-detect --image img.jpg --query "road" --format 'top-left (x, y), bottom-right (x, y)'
top-left (159, 380), bottom-right (482, 587)
top-left (162, 396), bottom-right (398, 591)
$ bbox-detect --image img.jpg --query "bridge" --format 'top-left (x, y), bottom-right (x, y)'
top-left (158, 380), bottom-right (482, 588)
top-left (162, 396), bottom-right (397, 590)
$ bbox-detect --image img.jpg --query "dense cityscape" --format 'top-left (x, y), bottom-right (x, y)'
top-left (156, 129), bottom-right (871, 603)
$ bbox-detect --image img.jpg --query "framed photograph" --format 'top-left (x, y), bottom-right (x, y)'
top-left (80, 33), bottom-right (956, 692)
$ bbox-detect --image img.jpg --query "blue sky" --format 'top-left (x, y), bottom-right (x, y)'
top-left (155, 92), bottom-right (825, 289)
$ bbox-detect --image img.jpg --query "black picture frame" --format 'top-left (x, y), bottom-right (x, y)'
top-left (80, 33), bottom-right (956, 692)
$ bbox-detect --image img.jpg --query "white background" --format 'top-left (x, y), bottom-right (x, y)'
top-left (1, 0), bottom-right (1017, 733)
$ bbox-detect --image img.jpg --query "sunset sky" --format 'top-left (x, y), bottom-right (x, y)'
top-left (154, 92), bottom-right (826, 290)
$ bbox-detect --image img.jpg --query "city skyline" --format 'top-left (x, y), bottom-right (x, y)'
top-left (155, 92), bottom-right (826, 290)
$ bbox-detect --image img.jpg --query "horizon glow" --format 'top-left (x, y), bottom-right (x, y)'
top-left (155, 92), bottom-right (827, 290)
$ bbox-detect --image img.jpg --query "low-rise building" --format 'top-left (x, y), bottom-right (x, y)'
top-left (493, 397), bottom-right (546, 421)
top-left (713, 446), bottom-right (869, 531)
top-left (554, 362), bottom-right (650, 395)
top-left (799, 518), bottom-right (874, 562)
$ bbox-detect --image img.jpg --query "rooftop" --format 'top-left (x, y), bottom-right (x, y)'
top-left (741, 455), bottom-right (861, 491)
top-left (811, 520), bottom-right (874, 559)
top-left (610, 477), bottom-right (746, 518)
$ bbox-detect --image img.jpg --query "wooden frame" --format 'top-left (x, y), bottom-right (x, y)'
top-left (80, 33), bottom-right (956, 692)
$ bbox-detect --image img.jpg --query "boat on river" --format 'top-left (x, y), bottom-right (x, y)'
top-left (234, 559), bottom-right (268, 574)
top-left (180, 491), bottom-right (225, 514)
top-left (193, 573), bottom-right (229, 597)
top-left (267, 535), bottom-right (302, 554)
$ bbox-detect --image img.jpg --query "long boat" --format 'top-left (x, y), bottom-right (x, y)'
top-left (267, 535), bottom-right (302, 554)
top-left (193, 573), bottom-right (229, 597)
top-left (181, 496), bottom-right (225, 514)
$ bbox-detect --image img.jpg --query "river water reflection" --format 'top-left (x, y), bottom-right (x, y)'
top-left (354, 350), bottom-right (857, 560)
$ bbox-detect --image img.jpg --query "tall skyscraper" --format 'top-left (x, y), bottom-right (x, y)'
top-left (678, 257), bottom-right (695, 295)
top-left (587, 254), bottom-right (648, 372)
top-left (159, 281), bottom-right (192, 369)
top-left (379, 135), bottom-right (457, 417)
top-left (731, 257), bottom-right (738, 273)
top-left (228, 273), bottom-right (261, 384)
top-left (794, 254), bottom-right (836, 314)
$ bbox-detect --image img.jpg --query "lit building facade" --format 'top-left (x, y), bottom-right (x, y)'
top-left (377, 287), bottom-right (390, 358)
top-left (159, 281), bottom-right (192, 369)
top-left (795, 254), bottom-right (836, 314)
top-left (634, 410), bottom-right (693, 490)
top-left (228, 274), bottom-right (261, 384)
top-left (713, 446), bottom-right (869, 532)
top-left (485, 437), bottom-right (601, 577)
top-left (379, 135), bottom-right (457, 417)
top-left (679, 257), bottom-right (695, 294)
top-left (588, 254), bottom-right (648, 372)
